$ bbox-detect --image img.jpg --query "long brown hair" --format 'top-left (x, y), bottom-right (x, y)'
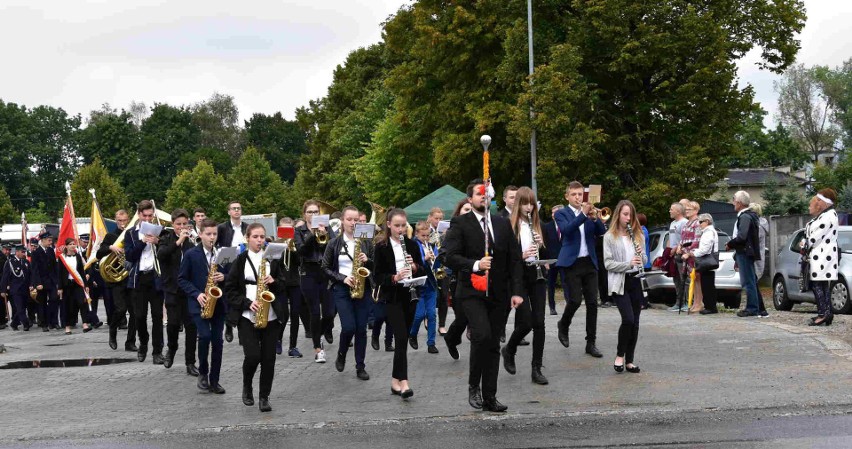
top-left (381, 208), bottom-right (408, 246)
top-left (452, 198), bottom-right (470, 217)
top-left (607, 200), bottom-right (643, 246)
top-left (510, 187), bottom-right (544, 249)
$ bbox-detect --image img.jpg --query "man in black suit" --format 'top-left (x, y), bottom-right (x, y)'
top-left (30, 231), bottom-right (59, 331)
top-left (215, 201), bottom-right (248, 343)
top-left (101, 210), bottom-right (138, 352)
top-left (444, 179), bottom-right (524, 412)
top-left (498, 185), bottom-right (518, 219)
top-left (542, 205), bottom-right (568, 315)
top-left (1, 245), bottom-right (32, 330)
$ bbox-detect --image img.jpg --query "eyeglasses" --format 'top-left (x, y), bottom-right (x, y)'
top-left (230, 206), bottom-right (242, 211)
top-left (305, 210), bottom-right (319, 215)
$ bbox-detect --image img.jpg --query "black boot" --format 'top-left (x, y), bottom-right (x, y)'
top-left (242, 386), bottom-right (254, 406)
top-left (501, 346), bottom-right (516, 375)
top-left (468, 385), bottom-right (483, 409)
top-left (258, 397), bottom-right (272, 412)
top-left (531, 365), bottom-right (549, 385)
top-left (482, 396), bottom-right (508, 412)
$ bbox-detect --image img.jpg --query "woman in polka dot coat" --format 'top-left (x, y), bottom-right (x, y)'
top-left (804, 188), bottom-right (840, 326)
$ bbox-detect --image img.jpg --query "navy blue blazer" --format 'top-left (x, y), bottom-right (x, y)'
top-left (178, 245), bottom-right (226, 316)
top-left (30, 245), bottom-right (58, 289)
top-left (541, 220), bottom-right (561, 260)
top-left (554, 206), bottom-right (607, 270)
top-left (1, 257), bottom-right (31, 296)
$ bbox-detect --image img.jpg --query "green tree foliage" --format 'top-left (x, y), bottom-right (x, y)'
top-left (70, 159), bottom-right (129, 218)
top-left (838, 184), bottom-right (852, 213)
top-left (24, 202), bottom-right (53, 224)
top-left (776, 64), bottom-right (841, 163)
top-left (723, 107), bottom-right (807, 169)
top-left (245, 112), bottom-right (307, 184)
top-left (78, 106), bottom-right (141, 184)
top-left (191, 93), bottom-right (244, 159)
top-left (0, 186), bottom-right (18, 223)
top-left (165, 160), bottom-right (230, 222)
top-left (227, 147), bottom-right (294, 217)
top-left (813, 59), bottom-right (852, 149)
top-left (0, 101), bottom-right (35, 210)
top-left (762, 177), bottom-right (808, 216)
top-left (127, 104), bottom-right (201, 202)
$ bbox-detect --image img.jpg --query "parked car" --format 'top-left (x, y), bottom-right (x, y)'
top-left (643, 227), bottom-right (743, 309)
top-left (771, 226), bottom-right (852, 313)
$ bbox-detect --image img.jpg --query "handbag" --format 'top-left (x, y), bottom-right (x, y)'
top-left (694, 230), bottom-right (719, 272)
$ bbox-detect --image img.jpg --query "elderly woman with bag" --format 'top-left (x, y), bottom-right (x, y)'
top-left (803, 188), bottom-right (840, 326)
top-left (683, 214), bottom-right (719, 314)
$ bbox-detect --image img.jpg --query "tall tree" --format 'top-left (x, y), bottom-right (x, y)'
top-left (227, 147), bottom-right (294, 217)
top-left (0, 100), bottom-right (36, 210)
top-left (813, 59), bottom-right (852, 149)
top-left (0, 186), bottom-right (17, 223)
top-left (191, 92), bottom-right (244, 159)
top-left (70, 159), bottom-right (129, 217)
top-left (776, 64), bottom-right (841, 163)
top-left (78, 107), bottom-right (141, 184)
top-left (165, 160), bottom-right (231, 222)
top-left (723, 107), bottom-right (807, 169)
top-left (244, 112), bottom-right (307, 184)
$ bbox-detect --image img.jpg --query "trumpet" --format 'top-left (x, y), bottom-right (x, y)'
top-left (313, 228), bottom-right (329, 245)
top-left (589, 206), bottom-right (611, 222)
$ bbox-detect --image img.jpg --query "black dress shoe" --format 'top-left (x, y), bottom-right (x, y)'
top-left (83, 326), bottom-right (92, 333)
top-left (409, 336), bottom-right (419, 350)
top-left (699, 309), bottom-right (718, 315)
top-left (137, 349), bottom-right (147, 363)
top-left (356, 369), bottom-right (370, 381)
top-left (152, 353), bottom-right (164, 365)
top-left (391, 387), bottom-right (401, 396)
top-left (208, 383), bottom-right (226, 394)
top-left (324, 330), bottom-right (334, 344)
top-left (197, 375), bottom-right (210, 391)
top-left (93, 321), bottom-right (103, 329)
top-left (445, 336), bottom-right (459, 360)
top-left (243, 387), bottom-right (254, 406)
top-left (531, 366), bottom-right (549, 385)
top-left (401, 388), bottom-right (413, 399)
top-left (518, 338), bottom-right (530, 346)
top-left (371, 336), bottom-right (380, 351)
top-left (468, 385), bottom-right (483, 409)
top-left (427, 345), bottom-right (439, 354)
top-left (585, 343), bottom-right (603, 358)
top-left (549, 308), bottom-right (558, 316)
top-left (125, 343), bottom-right (138, 352)
top-left (482, 397), bottom-right (508, 412)
top-left (385, 342), bottom-right (394, 352)
top-left (108, 337), bottom-right (117, 350)
top-left (501, 346), bottom-right (516, 375)
top-left (258, 397), bottom-right (272, 412)
top-left (626, 365), bottom-right (641, 373)
top-left (225, 325), bottom-right (233, 343)
top-left (557, 322), bottom-right (569, 348)
top-left (186, 365), bottom-right (200, 377)
top-left (163, 352), bottom-right (175, 369)
top-left (335, 353), bottom-right (345, 372)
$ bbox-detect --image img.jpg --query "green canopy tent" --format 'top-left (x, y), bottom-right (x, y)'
top-left (403, 185), bottom-right (467, 223)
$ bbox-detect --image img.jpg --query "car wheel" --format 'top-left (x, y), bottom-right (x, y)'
top-left (773, 276), bottom-right (794, 311)
top-left (830, 278), bottom-right (851, 314)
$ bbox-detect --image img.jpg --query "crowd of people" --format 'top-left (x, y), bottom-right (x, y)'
top-left (0, 181), bottom-right (841, 413)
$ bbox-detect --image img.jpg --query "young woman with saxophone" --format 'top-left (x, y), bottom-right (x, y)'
top-left (225, 223), bottom-right (285, 412)
top-left (602, 200), bottom-right (647, 374)
top-left (374, 208), bottom-right (425, 399)
top-left (322, 206), bottom-right (374, 380)
top-left (178, 219), bottom-right (226, 391)
top-left (501, 187), bottom-right (549, 385)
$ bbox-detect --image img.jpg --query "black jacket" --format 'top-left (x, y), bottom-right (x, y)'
top-left (541, 220), bottom-right (561, 260)
top-left (157, 231), bottom-right (195, 298)
top-left (728, 209), bottom-right (761, 260)
top-left (321, 234), bottom-right (375, 287)
top-left (224, 250), bottom-right (286, 327)
top-left (373, 236), bottom-right (425, 304)
top-left (56, 253), bottom-right (91, 290)
top-left (295, 223), bottom-right (336, 270)
top-left (30, 245), bottom-right (58, 289)
top-left (216, 221), bottom-right (249, 249)
top-left (443, 212), bottom-right (524, 303)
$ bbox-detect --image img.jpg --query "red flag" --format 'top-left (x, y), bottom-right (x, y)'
top-left (57, 197), bottom-right (84, 288)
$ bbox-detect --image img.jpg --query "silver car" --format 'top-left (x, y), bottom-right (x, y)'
top-left (771, 226), bottom-right (852, 313)
top-left (643, 227), bottom-right (743, 309)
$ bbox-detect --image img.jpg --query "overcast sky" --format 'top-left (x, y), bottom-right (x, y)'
top-left (0, 0), bottom-right (848, 128)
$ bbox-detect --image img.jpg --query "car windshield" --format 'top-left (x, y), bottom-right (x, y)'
top-left (840, 231), bottom-right (852, 253)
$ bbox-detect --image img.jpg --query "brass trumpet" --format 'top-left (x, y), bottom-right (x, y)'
top-left (590, 207), bottom-right (611, 222)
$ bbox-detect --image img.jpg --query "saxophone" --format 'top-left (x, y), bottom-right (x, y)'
top-left (254, 252), bottom-right (276, 329)
top-left (200, 250), bottom-right (222, 319)
top-left (350, 237), bottom-right (370, 299)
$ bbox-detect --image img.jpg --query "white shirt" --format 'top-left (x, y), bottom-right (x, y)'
top-left (204, 247), bottom-right (215, 267)
top-left (230, 221), bottom-right (245, 247)
top-left (338, 235), bottom-right (355, 277)
top-left (519, 220), bottom-right (536, 262)
top-left (621, 236), bottom-right (635, 262)
top-left (62, 254), bottom-right (80, 281)
top-left (391, 238), bottom-right (406, 273)
top-left (241, 250), bottom-right (277, 324)
top-left (568, 204), bottom-right (589, 258)
top-left (471, 209), bottom-right (495, 272)
top-left (137, 228), bottom-right (155, 272)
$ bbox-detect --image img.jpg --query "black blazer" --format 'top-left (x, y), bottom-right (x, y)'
top-left (157, 231), bottom-right (195, 298)
top-left (295, 223), bottom-right (336, 268)
top-left (321, 234), bottom-right (375, 286)
top-left (542, 220), bottom-right (561, 260)
top-left (30, 245), bottom-right (58, 289)
top-left (224, 251), bottom-right (285, 327)
top-left (443, 212), bottom-right (523, 303)
top-left (373, 236), bottom-right (426, 304)
top-left (216, 221), bottom-right (249, 249)
top-left (499, 207), bottom-right (511, 219)
top-left (56, 253), bottom-right (90, 290)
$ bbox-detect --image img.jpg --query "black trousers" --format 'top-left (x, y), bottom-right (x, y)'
top-left (386, 299), bottom-right (415, 380)
top-left (280, 285), bottom-right (303, 349)
top-left (133, 271), bottom-right (163, 354)
top-left (165, 292), bottom-right (197, 365)
top-left (238, 317), bottom-right (281, 398)
top-left (506, 270), bottom-right (547, 367)
top-left (62, 284), bottom-right (90, 326)
top-left (444, 287), bottom-right (469, 346)
top-left (109, 282), bottom-right (136, 345)
top-left (559, 257), bottom-right (598, 343)
top-left (300, 269), bottom-right (335, 349)
top-left (700, 270), bottom-right (717, 312)
top-left (461, 296), bottom-right (504, 399)
top-left (437, 276), bottom-right (450, 328)
top-left (613, 276), bottom-right (642, 364)
top-left (547, 265), bottom-right (569, 311)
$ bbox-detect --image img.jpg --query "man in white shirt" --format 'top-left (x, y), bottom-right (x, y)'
top-left (124, 200), bottom-right (163, 364)
top-left (215, 201), bottom-right (248, 343)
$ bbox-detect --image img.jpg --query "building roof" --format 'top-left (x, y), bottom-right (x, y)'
top-left (723, 168), bottom-right (808, 187)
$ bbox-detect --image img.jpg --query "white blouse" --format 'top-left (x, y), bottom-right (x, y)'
top-left (391, 238), bottom-right (406, 273)
top-left (241, 250), bottom-right (277, 324)
top-left (338, 235), bottom-right (355, 277)
top-left (519, 221), bottom-right (536, 263)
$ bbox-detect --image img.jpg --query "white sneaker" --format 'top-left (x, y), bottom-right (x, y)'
top-left (315, 350), bottom-right (326, 363)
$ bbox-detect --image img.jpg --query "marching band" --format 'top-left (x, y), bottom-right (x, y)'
top-left (1, 173), bottom-right (661, 414)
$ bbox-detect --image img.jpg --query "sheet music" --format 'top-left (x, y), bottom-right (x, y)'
top-left (139, 222), bottom-right (163, 236)
top-left (214, 247), bottom-right (238, 265)
top-left (354, 223), bottom-right (376, 239)
top-left (401, 276), bottom-right (427, 288)
top-left (310, 215), bottom-right (330, 229)
top-left (436, 220), bottom-right (450, 233)
top-left (264, 243), bottom-right (287, 260)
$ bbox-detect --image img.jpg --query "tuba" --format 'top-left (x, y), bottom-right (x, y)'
top-left (350, 237), bottom-right (370, 299)
top-left (254, 251), bottom-right (276, 329)
top-left (200, 249), bottom-right (222, 319)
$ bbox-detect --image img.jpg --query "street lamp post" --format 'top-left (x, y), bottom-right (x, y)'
top-left (527, 0), bottom-right (537, 195)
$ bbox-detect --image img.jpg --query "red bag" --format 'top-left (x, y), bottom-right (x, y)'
top-left (658, 247), bottom-right (677, 278)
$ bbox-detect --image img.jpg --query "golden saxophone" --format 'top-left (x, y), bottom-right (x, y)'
top-left (200, 249), bottom-right (222, 319)
top-left (254, 251), bottom-right (276, 329)
top-left (350, 237), bottom-right (370, 299)
top-left (428, 230), bottom-right (447, 280)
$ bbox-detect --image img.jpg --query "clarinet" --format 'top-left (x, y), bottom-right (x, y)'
top-left (526, 213), bottom-right (545, 281)
top-left (398, 232), bottom-right (419, 302)
top-left (625, 221), bottom-right (646, 279)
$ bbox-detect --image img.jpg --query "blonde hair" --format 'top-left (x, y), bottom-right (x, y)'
top-left (607, 200), bottom-right (644, 247)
